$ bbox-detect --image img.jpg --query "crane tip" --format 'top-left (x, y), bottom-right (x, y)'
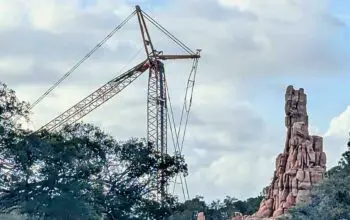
top-left (135, 5), bottom-right (141, 11)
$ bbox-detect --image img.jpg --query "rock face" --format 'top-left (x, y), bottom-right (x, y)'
top-left (197, 212), bottom-right (205, 220)
top-left (233, 86), bottom-right (327, 219)
top-left (256, 85), bottom-right (326, 218)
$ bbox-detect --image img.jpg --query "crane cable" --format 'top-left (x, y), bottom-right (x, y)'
top-left (36, 46), bottom-right (144, 133)
top-left (167, 60), bottom-right (198, 199)
top-left (116, 47), bottom-right (144, 75)
top-left (167, 89), bottom-right (187, 201)
top-left (28, 10), bottom-right (137, 111)
top-left (141, 11), bottom-right (195, 55)
top-left (166, 58), bottom-right (199, 200)
top-left (171, 58), bottom-right (199, 200)
top-left (176, 58), bottom-right (199, 153)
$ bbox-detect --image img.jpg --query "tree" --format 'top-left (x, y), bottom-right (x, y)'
top-left (0, 124), bottom-right (187, 219)
top-left (206, 196), bottom-right (239, 219)
top-left (0, 83), bottom-right (30, 220)
top-left (326, 138), bottom-right (350, 178)
top-left (0, 82), bottom-right (30, 169)
top-left (243, 196), bottom-right (264, 215)
top-left (169, 196), bottom-right (207, 220)
top-left (0, 214), bottom-right (24, 220)
top-left (169, 194), bottom-right (263, 220)
top-left (0, 82), bottom-right (187, 219)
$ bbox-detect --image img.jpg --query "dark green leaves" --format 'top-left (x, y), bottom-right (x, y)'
top-left (169, 195), bottom-right (263, 220)
top-left (0, 82), bottom-right (187, 220)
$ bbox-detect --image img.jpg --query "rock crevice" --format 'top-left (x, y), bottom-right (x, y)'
top-left (234, 85), bottom-right (326, 219)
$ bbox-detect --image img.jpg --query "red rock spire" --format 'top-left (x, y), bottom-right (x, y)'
top-left (234, 86), bottom-right (327, 219)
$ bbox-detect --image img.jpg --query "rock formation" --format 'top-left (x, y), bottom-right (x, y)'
top-left (197, 212), bottom-right (205, 220)
top-left (233, 85), bottom-right (327, 219)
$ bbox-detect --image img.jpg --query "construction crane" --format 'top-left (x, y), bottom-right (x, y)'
top-left (31, 5), bottom-right (200, 202)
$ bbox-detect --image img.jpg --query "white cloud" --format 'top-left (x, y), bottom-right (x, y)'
top-left (218, 0), bottom-right (250, 10)
top-left (309, 124), bottom-right (322, 136)
top-left (0, 57), bottom-right (34, 74)
top-left (201, 151), bottom-right (274, 196)
top-left (322, 106), bottom-right (350, 169)
top-left (325, 105), bottom-right (350, 138)
top-left (0, 0), bottom-right (25, 29)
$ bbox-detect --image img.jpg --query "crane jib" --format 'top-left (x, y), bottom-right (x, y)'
top-left (32, 4), bottom-right (201, 203)
top-left (37, 60), bottom-right (149, 133)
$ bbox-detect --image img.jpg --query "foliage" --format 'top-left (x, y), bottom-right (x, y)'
top-left (0, 82), bottom-right (187, 219)
top-left (169, 195), bottom-right (263, 220)
top-left (169, 196), bottom-right (207, 220)
top-left (0, 125), bottom-right (187, 219)
top-left (0, 82), bottom-right (30, 165)
top-left (0, 214), bottom-right (25, 220)
top-left (239, 196), bottom-right (264, 215)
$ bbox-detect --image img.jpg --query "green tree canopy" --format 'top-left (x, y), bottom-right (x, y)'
top-left (169, 195), bottom-right (263, 220)
top-left (0, 82), bottom-right (187, 220)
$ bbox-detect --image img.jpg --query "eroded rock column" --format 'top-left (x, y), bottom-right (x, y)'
top-left (234, 85), bottom-right (327, 219)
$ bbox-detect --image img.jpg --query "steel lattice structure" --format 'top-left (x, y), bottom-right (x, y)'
top-left (35, 5), bottom-right (200, 202)
top-left (147, 60), bottom-right (168, 200)
top-left (37, 61), bottom-right (149, 132)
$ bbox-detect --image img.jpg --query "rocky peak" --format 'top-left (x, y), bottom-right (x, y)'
top-left (233, 85), bottom-right (327, 219)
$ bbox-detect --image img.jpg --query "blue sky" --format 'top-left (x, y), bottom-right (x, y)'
top-left (331, 0), bottom-right (350, 17)
top-left (244, 0), bottom-right (350, 134)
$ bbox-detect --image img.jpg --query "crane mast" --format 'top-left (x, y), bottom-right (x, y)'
top-left (147, 60), bottom-right (167, 200)
top-left (136, 5), bottom-right (169, 200)
top-left (35, 5), bottom-right (200, 203)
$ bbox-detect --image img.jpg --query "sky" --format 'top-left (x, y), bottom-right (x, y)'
top-left (0, 0), bottom-right (349, 202)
